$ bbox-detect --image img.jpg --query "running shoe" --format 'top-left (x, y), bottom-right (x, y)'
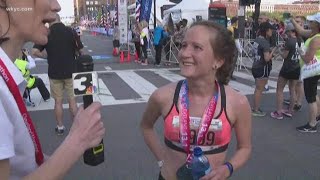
top-left (283, 99), bottom-right (290, 105)
top-left (296, 123), bottom-right (317, 133)
top-left (293, 104), bottom-right (302, 111)
top-left (282, 110), bottom-right (293, 118)
top-left (270, 111), bottom-right (283, 120)
top-left (252, 109), bottom-right (267, 117)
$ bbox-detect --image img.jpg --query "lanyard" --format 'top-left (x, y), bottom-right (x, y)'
top-left (0, 59), bottom-right (44, 166)
top-left (179, 80), bottom-right (219, 164)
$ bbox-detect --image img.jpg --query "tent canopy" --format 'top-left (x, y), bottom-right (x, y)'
top-left (128, 0), bottom-right (175, 25)
top-left (163, 0), bottom-right (209, 25)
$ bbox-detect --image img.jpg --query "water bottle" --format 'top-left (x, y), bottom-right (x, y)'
top-left (191, 147), bottom-right (212, 180)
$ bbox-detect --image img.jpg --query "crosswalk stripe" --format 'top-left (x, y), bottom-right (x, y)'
top-left (115, 71), bottom-right (157, 100)
top-left (153, 69), bottom-right (184, 82)
top-left (27, 69), bottom-right (315, 111)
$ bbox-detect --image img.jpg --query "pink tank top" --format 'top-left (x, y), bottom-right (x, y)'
top-left (164, 81), bottom-right (232, 154)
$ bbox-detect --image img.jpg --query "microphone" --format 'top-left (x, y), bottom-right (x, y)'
top-left (73, 54), bottom-right (104, 166)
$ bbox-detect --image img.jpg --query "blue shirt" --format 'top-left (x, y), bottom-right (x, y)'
top-left (153, 26), bottom-right (165, 45)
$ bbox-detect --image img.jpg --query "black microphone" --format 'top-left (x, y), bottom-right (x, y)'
top-left (76, 55), bottom-right (105, 166)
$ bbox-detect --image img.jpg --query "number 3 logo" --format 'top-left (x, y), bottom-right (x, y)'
top-left (73, 73), bottom-right (93, 96)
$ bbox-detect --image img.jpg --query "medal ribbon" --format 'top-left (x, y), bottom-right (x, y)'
top-left (179, 80), bottom-right (219, 165)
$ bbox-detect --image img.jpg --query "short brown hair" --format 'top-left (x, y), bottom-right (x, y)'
top-left (190, 21), bottom-right (237, 85)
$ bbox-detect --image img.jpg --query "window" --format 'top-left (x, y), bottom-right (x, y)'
top-left (95, 1), bottom-right (98, 5)
top-left (86, 1), bottom-right (89, 5)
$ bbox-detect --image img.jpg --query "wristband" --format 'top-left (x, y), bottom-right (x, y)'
top-left (157, 160), bottom-right (164, 168)
top-left (224, 162), bottom-right (233, 178)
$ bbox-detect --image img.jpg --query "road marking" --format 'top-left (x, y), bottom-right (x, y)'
top-left (153, 69), bottom-right (184, 82)
top-left (27, 69), bottom-right (316, 111)
top-left (84, 45), bottom-right (88, 48)
top-left (88, 50), bottom-right (93, 52)
top-left (104, 66), bottom-right (112, 70)
top-left (115, 71), bottom-right (157, 100)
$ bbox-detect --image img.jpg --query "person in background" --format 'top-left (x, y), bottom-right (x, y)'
top-left (141, 21), bottom-right (251, 180)
top-left (270, 23), bottom-right (301, 119)
top-left (295, 13), bottom-right (320, 133)
top-left (112, 22), bottom-right (120, 56)
top-left (153, 22), bottom-right (168, 66)
top-left (227, 16), bottom-right (240, 80)
top-left (139, 20), bottom-right (150, 65)
top-left (15, 49), bottom-right (50, 106)
top-left (283, 16), bottom-right (308, 111)
top-left (0, 0), bottom-right (105, 179)
top-left (32, 14), bottom-right (84, 136)
top-left (132, 22), bottom-right (142, 63)
top-left (251, 22), bottom-right (277, 116)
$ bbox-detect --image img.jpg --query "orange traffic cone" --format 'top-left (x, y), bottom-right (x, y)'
top-left (120, 51), bottom-right (124, 63)
top-left (113, 48), bottom-right (117, 56)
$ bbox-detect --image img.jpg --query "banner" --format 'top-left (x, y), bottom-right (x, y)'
top-left (139, 0), bottom-right (152, 22)
top-left (118, 0), bottom-right (128, 44)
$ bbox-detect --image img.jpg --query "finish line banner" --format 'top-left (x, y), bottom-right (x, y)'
top-left (139, 0), bottom-right (152, 22)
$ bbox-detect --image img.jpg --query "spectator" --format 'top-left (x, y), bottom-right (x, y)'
top-left (15, 49), bottom-right (50, 105)
top-left (153, 22), bottom-right (168, 66)
top-left (32, 14), bottom-right (84, 136)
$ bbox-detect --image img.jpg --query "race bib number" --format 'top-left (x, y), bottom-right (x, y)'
top-left (173, 116), bottom-right (223, 146)
top-left (72, 72), bottom-right (99, 96)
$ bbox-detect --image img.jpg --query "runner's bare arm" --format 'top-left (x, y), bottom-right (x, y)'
top-left (227, 94), bottom-right (252, 172)
top-left (140, 88), bottom-right (167, 162)
top-left (291, 19), bottom-right (312, 38)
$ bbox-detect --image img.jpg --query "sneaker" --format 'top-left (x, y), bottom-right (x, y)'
top-left (264, 86), bottom-right (269, 92)
top-left (24, 99), bottom-right (35, 107)
top-left (282, 110), bottom-right (293, 118)
top-left (252, 109), bottom-right (267, 117)
top-left (293, 104), bottom-right (302, 111)
top-left (283, 99), bottom-right (290, 105)
top-left (270, 111), bottom-right (283, 120)
top-left (55, 126), bottom-right (65, 136)
top-left (141, 62), bottom-right (148, 66)
top-left (296, 123), bottom-right (317, 133)
top-left (316, 115), bottom-right (320, 125)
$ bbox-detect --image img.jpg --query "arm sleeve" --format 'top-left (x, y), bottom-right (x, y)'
top-left (262, 40), bottom-right (271, 53)
top-left (0, 100), bottom-right (15, 160)
top-left (26, 55), bottom-right (36, 69)
top-left (73, 29), bottom-right (84, 50)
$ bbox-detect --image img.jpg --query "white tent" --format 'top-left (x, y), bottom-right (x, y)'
top-left (163, 0), bottom-right (209, 25)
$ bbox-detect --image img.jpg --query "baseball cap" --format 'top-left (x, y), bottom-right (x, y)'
top-left (285, 23), bottom-right (295, 32)
top-left (306, 12), bottom-right (320, 23)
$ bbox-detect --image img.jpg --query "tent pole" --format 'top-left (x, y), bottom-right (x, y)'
top-left (154, 0), bottom-right (156, 29)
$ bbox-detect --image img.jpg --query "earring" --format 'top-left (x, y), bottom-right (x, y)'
top-left (213, 65), bottom-right (217, 70)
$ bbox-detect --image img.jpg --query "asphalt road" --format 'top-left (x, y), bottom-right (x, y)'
top-left (26, 32), bottom-right (320, 180)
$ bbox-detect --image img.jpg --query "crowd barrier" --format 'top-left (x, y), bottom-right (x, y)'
top-left (81, 27), bottom-right (114, 36)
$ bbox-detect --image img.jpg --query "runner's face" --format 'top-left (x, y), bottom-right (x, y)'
top-left (178, 26), bottom-right (218, 79)
top-left (5, 0), bottom-right (60, 45)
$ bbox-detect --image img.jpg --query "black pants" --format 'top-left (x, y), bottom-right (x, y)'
top-left (134, 42), bottom-right (141, 59)
top-left (304, 75), bottom-right (320, 103)
top-left (141, 37), bottom-right (148, 59)
top-left (155, 44), bottom-right (163, 65)
top-left (24, 77), bottom-right (50, 101)
top-left (163, 39), bottom-right (171, 61)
